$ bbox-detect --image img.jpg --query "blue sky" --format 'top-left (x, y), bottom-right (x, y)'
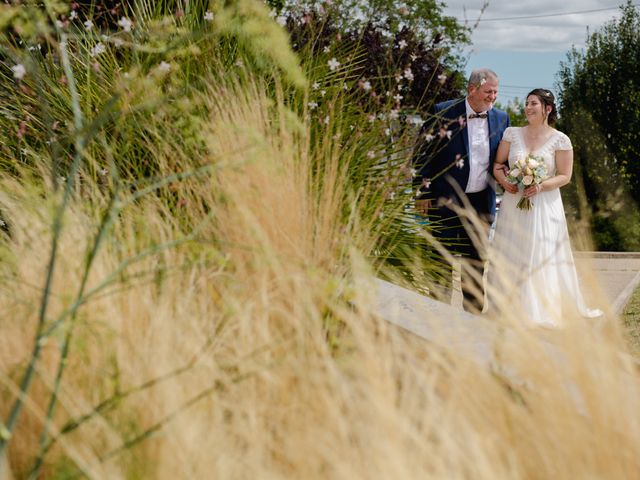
top-left (441, 1), bottom-right (630, 105)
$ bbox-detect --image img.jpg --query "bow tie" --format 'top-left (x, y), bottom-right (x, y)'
top-left (468, 112), bottom-right (488, 119)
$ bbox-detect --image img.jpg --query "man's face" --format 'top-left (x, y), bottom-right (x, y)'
top-left (467, 79), bottom-right (499, 112)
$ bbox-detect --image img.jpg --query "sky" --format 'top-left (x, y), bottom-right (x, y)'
top-left (441, 1), bottom-right (631, 105)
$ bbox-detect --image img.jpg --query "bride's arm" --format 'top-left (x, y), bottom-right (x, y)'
top-left (524, 149), bottom-right (573, 198)
top-left (544, 149), bottom-right (573, 188)
top-left (493, 141), bottom-right (518, 194)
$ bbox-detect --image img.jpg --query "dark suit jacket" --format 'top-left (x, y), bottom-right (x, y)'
top-left (413, 98), bottom-right (510, 219)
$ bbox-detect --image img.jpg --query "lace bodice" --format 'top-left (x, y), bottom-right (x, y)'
top-left (502, 127), bottom-right (572, 177)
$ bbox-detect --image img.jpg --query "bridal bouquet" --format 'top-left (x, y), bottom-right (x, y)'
top-left (505, 154), bottom-right (548, 210)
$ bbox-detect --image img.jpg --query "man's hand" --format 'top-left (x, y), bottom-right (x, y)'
top-left (493, 163), bottom-right (518, 194)
top-left (415, 198), bottom-right (432, 216)
top-left (494, 163), bottom-right (508, 175)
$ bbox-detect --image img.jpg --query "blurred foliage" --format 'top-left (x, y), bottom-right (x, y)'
top-left (557, 1), bottom-right (640, 250)
top-left (0, 0), bottom-right (471, 285)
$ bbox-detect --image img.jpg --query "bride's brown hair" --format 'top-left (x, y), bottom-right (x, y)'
top-left (527, 88), bottom-right (558, 125)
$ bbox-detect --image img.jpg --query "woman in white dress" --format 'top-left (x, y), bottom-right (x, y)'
top-left (488, 89), bottom-right (602, 328)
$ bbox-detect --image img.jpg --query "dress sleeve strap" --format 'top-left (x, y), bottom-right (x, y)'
top-left (556, 131), bottom-right (573, 150)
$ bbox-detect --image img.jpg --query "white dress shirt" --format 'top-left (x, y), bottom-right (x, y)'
top-left (464, 99), bottom-right (491, 193)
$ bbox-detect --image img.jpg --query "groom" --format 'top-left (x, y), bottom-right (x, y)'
top-left (413, 68), bottom-right (510, 313)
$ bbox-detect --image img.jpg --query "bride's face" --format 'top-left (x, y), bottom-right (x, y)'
top-left (524, 95), bottom-right (549, 124)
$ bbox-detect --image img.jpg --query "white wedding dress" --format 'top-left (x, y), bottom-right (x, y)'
top-left (487, 127), bottom-right (602, 327)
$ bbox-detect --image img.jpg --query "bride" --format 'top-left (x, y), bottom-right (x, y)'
top-left (487, 88), bottom-right (602, 327)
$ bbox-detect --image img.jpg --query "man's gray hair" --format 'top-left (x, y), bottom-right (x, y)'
top-left (468, 68), bottom-right (498, 87)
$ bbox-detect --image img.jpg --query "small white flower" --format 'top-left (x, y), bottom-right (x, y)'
top-left (28, 44), bottom-right (41, 52)
top-left (204, 11), bottom-right (214, 21)
top-left (480, 78), bottom-right (487, 86)
top-left (55, 20), bottom-right (64, 28)
top-left (11, 64), bottom-right (26, 80)
top-left (112, 37), bottom-right (124, 48)
top-left (0, 219), bottom-right (5, 227)
top-left (235, 59), bottom-right (244, 67)
top-left (312, 82), bottom-right (320, 90)
top-left (455, 155), bottom-right (464, 169)
top-left (384, 128), bottom-right (391, 136)
top-left (407, 117), bottom-right (424, 127)
top-left (437, 73), bottom-right (447, 84)
top-left (398, 39), bottom-right (407, 49)
top-left (367, 114), bottom-right (376, 123)
top-left (327, 57), bottom-right (340, 71)
top-left (362, 80), bottom-right (372, 91)
top-left (307, 101), bottom-right (318, 110)
top-left (99, 168), bottom-right (108, 176)
top-left (90, 42), bottom-right (106, 57)
top-left (158, 61), bottom-right (171, 72)
top-left (422, 178), bottom-right (431, 189)
top-left (118, 16), bottom-right (133, 32)
top-left (439, 128), bottom-right (452, 139)
top-left (389, 109), bottom-right (400, 120)
top-left (320, 89), bottom-right (326, 97)
top-left (342, 83), bottom-right (348, 90)
top-left (410, 168), bottom-right (418, 177)
top-left (70, 10), bottom-right (78, 20)
top-left (410, 54), bottom-right (418, 61)
top-left (84, 20), bottom-right (94, 30)
top-left (323, 46), bottom-right (330, 53)
top-left (403, 68), bottom-right (414, 81)
top-left (424, 133), bottom-right (435, 142)
top-left (349, 125), bottom-right (355, 131)
top-left (393, 93), bottom-right (403, 103)
top-left (276, 15), bottom-right (287, 26)
top-left (367, 150), bottom-right (375, 159)
top-left (323, 115), bottom-right (330, 125)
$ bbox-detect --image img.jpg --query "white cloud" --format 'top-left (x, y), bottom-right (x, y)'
top-left (443, 1), bottom-right (625, 52)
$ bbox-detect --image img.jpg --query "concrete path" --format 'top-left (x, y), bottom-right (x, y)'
top-left (376, 278), bottom-right (575, 377)
top-left (574, 252), bottom-right (640, 313)
top-left (377, 252), bottom-right (640, 366)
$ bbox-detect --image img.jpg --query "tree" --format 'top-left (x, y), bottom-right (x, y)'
top-left (275, 0), bottom-right (470, 114)
top-left (272, 0), bottom-right (469, 53)
top-left (557, 1), bottom-right (640, 250)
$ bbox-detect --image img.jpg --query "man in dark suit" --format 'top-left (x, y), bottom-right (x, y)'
top-left (413, 68), bottom-right (510, 313)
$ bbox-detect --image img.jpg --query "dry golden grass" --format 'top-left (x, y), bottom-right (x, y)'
top-left (1, 82), bottom-right (640, 480)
